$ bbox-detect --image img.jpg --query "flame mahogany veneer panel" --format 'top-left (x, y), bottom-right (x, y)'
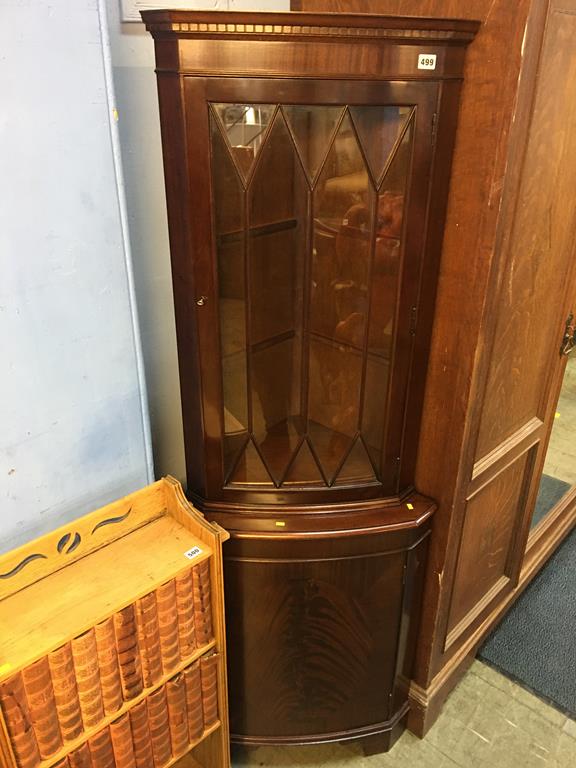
top-left (223, 529), bottom-right (429, 741)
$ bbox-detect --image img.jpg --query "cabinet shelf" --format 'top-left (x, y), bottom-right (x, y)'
top-left (166, 721), bottom-right (221, 768)
top-left (217, 217), bottom-right (298, 246)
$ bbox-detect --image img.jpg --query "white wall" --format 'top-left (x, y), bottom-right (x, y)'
top-left (106, 0), bottom-right (289, 485)
top-left (0, 0), bottom-right (153, 553)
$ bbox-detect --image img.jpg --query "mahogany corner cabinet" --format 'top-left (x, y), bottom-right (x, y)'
top-left (143, 10), bottom-right (478, 754)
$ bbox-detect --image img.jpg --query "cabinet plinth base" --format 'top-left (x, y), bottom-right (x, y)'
top-left (229, 702), bottom-right (409, 754)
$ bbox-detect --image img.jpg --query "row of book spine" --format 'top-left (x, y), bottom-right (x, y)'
top-left (22, 654), bottom-right (219, 768)
top-left (0, 560), bottom-right (213, 768)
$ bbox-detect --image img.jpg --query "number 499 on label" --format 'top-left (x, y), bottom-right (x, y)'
top-left (418, 54), bottom-right (437, 70)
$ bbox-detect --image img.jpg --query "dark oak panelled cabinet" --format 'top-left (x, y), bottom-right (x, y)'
top-left (142, 10), bottom-right (478, 753)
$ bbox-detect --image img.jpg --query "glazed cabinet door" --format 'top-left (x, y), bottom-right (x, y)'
top-left (178, 77), bottom-right (439, 504)
top-left (222, 530), bottom-right (429, 743)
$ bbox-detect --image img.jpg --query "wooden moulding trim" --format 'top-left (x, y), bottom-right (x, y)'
top-left (195, 488), bottom-right (432, 516)
top-left (141, 10), bottom-right (480, 43)
top-left (467, 417), bottom-right (544, 499)
top-left (226, 530), bottom-right (431, 564)
top-left (155, 69), bottom-right (465, 83)
top-left (165, 476), bottom-right (230, 545)
top-left (408, 650), bottom-right (475, 735)
top-left (230, 701), bottom-right (410, 746)
top-left (410, 497), bottom-right (576, 735)
top-left (221, 513), bottom-right (434, 540)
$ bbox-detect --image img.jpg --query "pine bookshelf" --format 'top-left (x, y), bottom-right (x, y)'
top-left (0, 477), bottom-right (230, 768)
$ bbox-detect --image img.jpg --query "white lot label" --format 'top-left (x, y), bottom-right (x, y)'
top-left (418, 54), bottom-right (437, 70)
top-left (184, 546), bottom-right (203, 560)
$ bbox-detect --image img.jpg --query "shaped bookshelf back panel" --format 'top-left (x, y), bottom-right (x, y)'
top-left (0, 483), bottom-right (168, 599)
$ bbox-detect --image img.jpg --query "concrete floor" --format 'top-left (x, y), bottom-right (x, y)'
top-left (232, 662), bottom-right (576, 768)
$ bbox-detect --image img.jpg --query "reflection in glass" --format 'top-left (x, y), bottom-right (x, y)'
top-left (361, 355), bottom-right (390, 469)
top-left (361, 120), bottom-right (413, 477)
top-left (211, 117), bottom-right (249, 478)
top-left (248, 113), bottom-right (308, 484)
top-left (213, 103), bottom-right (276, 181)
top-left (251, 340), bottom-right (303, 484)
top-left (210, 103), bottom-right (415, 489)
top-left (367, 122), bottom-right (413, 357)
top-left (311, 113), bottom-right (373, 342)
top-left (229, 440), bottom-right (274, 486)
top-left (350, 106), bottom-right (412, 184)
top-left (334, 438), bottom-right (376, 486)
top-left (283, 441), bottom-right (325, 486)
top-left (283, 106), bottom-right (344, 182)
top-left (308, 338), bottom-right (363, 482)
top-left (533, 356), bottom-right (576, 527)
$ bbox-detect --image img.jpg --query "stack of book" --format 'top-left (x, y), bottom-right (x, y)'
top-left (50, 654), bottom-right (220, 768)
top-left (0, 562), bottom-right (216, 768)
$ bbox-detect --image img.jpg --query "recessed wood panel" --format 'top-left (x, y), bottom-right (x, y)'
top-left (447, 454), bottom-right (530, 635)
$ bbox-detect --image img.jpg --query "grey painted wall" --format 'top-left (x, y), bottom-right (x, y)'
top-left (106, 0), bottom-right (289, 486)
top-left (1, 0), bottom-right (152, 554)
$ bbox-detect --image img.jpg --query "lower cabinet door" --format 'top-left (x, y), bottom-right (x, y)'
top-left (221, 526), bottom-right (429, 745)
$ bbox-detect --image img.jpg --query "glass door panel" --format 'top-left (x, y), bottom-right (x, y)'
top-left (533, 354), bottom-right (576, 528)
top-left (248, 111), bottom-right (308, 485)
top-left (210, 101), bottom-right (418, 490)
top-left (211, 119), bottom-right (249, 478)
